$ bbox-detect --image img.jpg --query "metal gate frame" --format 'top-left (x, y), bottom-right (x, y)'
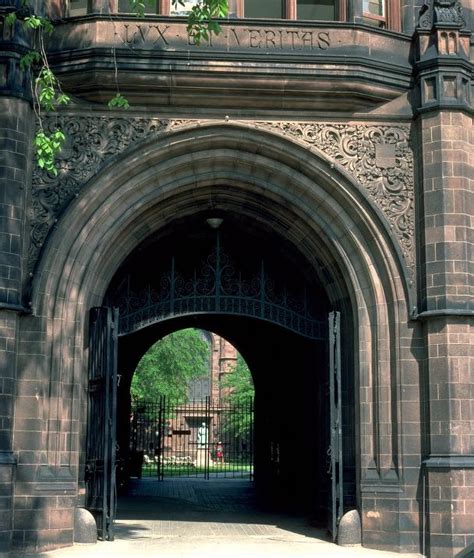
top-left (85, 307), bottom-right (118, 541)
top-left (85, 306), bottom-right (343, 541)
top-left (129, 396), bottom-right (254, 481)
top-left (329, 310), bottom-right (343, 541)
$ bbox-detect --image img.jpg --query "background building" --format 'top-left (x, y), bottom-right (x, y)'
top-left (0, 1), bottom-right (472, 556)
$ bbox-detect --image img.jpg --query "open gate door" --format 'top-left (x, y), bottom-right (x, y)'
top-left (329, 311), bottom-right (343, 542)
top-left (85, 307), bottom-right (118, 541)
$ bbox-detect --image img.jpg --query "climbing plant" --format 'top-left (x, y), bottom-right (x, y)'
top-left (3, 0), bottom-right (228, 175)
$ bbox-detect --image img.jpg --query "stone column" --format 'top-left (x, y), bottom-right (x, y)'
top-left (0, 2), bottom-right (34, 553)
top-left (415, 3), bottom-right (473, 556)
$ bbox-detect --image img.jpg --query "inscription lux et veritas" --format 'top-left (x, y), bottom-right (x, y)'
top-left (116, 24), bottom-right (331, 51)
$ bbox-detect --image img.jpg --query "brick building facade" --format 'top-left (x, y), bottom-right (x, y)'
top-left (0, 0), bottom-right (472, 556)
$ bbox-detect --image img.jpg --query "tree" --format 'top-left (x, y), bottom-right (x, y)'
top-left (131, 328), bottom-right (210, 402)
top-left (222, 354), bottom-right (255, 405)
top-left (220, 354), bottom-right (254, 443)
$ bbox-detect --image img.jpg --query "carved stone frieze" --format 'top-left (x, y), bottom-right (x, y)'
top-left (256, 121), bottom-right (415, 281)
top-left (29, 116), bottom-right (170, 273)
top-left (418, 0), bottom-right (466, 29)
top-left (30, 116), bottom-right (415, 284)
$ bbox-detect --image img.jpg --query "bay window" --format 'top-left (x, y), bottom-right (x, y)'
top-left (67, 1), bottom-right (400, 30)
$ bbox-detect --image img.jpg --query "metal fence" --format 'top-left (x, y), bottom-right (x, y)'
top-left (130, 396), bottom-right (254, 480)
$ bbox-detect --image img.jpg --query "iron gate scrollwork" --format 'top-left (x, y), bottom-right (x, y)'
top-left (129, 396), bottom-right (254, 480)
top-left (85, 307), bottom-right (118, 541)
top-left (116, 232), bottom-right (325, 341)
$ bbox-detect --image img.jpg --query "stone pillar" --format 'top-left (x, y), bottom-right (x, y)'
top-left (415, 3), bottom-right (473, 556)
top-left (209, 334), bottom-right (237, 405)
top-left (0, 311), bottom-right (18, 557)
top-left (0, 2), bottom-right (34, 553)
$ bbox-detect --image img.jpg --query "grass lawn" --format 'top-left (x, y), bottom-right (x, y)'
top-left (141, 462), bottom-right (253, 477)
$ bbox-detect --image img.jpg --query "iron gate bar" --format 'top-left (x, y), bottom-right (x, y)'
top-left (85, 307), bottom-right (118, 542)
top-left (329, 311), bottom-right (343, 542)
top-left (130, 396), bottom-right (254, 481)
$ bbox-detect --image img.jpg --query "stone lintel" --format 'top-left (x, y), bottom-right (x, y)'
top-left (414, 310), bottom-right (474, 320)
top-left (360, 483), bottom-right (403, 494)
top-left (423, 455), bottom-right (474, 469)
top-left (0, 451), bottom-right (16, 465)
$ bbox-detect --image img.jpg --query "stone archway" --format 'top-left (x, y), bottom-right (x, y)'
top-left (22, 122), bottom-right (412, 551)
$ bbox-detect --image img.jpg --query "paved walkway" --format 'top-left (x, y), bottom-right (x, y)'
top-left (24, 478), bottom-right (421, 558)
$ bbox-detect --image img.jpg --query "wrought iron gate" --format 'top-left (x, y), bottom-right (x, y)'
top-left (329, 311), bottom-right (343, 541)
top-left (129, 396), bottom-right (254, 480)
top-left (85, 307), bottom-right (118, 541)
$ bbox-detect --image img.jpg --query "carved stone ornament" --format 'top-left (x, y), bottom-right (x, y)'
top-left (257, 121), bottom-right (415, 281)
top-left (30, 117), bottom-right (415, 283)
top-left (418, 0), bottom-right (466, 29)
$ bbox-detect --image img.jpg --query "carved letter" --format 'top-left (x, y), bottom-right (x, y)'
top-left (265, 30), bottom-right (276, 48)
top-left (249, 29), bottom-right (262, 48)
top-left (137, 24), bottom-right (151, 43)
top-left (230, 27), bottom-right (241, 46)
top-left (286, 30), bottom-right (300, 49)
top-left (121, 24), bottom-right (136, 46)
top-left (153, 25), bottom-right (170, 46)
top-left (317, 31), bottom-right (330, 50)
top-left (300, 31), bottom-right (313, 49)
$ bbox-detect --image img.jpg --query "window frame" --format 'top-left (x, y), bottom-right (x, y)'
top-left (229, 1), bottom-right (347, 21)
top-left (68, 1), bottom-right (399, 31)
top-left (362, 1), bottom-right (401, 32)
top-left (112, 0), bottom-right (347, 21)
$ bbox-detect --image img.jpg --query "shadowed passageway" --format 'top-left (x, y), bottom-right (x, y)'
top-left (26, 479), bottom-right (421, 557)
top-left (116, 477), bottom-right (326, 540)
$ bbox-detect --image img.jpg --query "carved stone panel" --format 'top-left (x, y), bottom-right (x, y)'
top-left (29, 116), bottom-right (415, 286)
top-left (256, 121), bottom-right (415, 282)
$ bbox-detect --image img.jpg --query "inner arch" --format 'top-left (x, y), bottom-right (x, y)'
top-left (105, 208), bottom-right (357, 520)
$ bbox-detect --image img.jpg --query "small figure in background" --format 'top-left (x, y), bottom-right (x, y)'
top-left (216, 441), bottom-right (224, 463)
top-left (197, 422), bottom-right (209, 448)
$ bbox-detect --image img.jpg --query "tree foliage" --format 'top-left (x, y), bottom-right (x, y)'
top-left (222, 354), bottom-right (255, 405)
top-left (131, 328), bottom-right (210, 402)
top-left (220, 354), bottom-right (254, 442)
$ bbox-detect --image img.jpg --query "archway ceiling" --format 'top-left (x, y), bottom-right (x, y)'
top-left (106, 209), bottom-right (332, 326)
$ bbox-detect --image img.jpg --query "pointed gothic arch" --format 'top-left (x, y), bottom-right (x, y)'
top-left (28, 122), bottom-right (411, 527)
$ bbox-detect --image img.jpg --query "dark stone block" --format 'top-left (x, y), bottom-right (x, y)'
top-left (36, 528), bottom-right (73, 550)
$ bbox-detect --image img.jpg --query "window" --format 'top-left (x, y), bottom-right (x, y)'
top-left (362, 0), bottom-right (386, 27)
top-left (362, 0), bottom-right (401, 31)
top-left (67, 1), bottom-right (400, 31)
top-left (244, 0), bottom-right (285, 19)
top-left (170, 0), bottom-right (199, 16)
top-left (69, 0), bottom-right (87, 16)
top-left (118, 0), bottom-right (158, 13)
top-left (297, 0), bottom-right (336, 21)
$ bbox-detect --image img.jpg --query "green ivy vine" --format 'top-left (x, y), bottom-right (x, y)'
top-left (3, 0), bottom-right (228, 176)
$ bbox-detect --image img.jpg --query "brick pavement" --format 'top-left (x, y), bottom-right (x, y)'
top-left (20, 478), bottom-right (422, 557)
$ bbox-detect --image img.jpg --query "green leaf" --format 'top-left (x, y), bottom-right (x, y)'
top-left (33, 128), bottom-right (66, 177)
top-left (57, 94), bottom-right (71, 106)
top-left (108, 93), bottom-right (130, 109)
top-left (19, 50), bottom-right (41, 71)
top-left (23, 15), bottom-right (42, 30)
top-left (5, 12), bottom-right (17, 27)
